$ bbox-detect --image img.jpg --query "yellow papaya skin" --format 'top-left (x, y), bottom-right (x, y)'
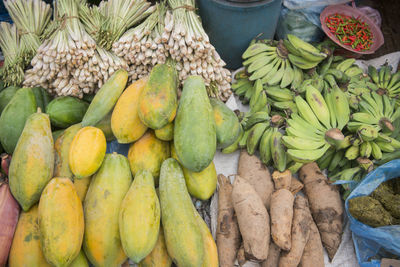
top-left (83, 153), bottom-right (132, 267)
top-left (128, 131), bottom-right (170, 186)
top-left (159, 158), bottom-right (204, 267)
top-left (155, 122), bottom-right (174, 141)
top-left (69, 126), bottom-right (106, 179)
top-left (38, 178), bottom-right (84, 267)
top-left (111, 78), bottom-right (148, 143)
top-left (170, 144), bottom-right (217, 200)
top-left (193, 209), bottom-right (219, 267)
top-left (9, 111), bottom-right (54, 211)
top-left (69, 250), bottom-right (89, 267)
top-left (119, 170), bottom-right (160, 263)
top-left (138, 226), bottom-right (172, 267)
top-left (138, 63), bottom-right (178, 130)
top-left (54, 123), bottom-right (82, 178)
top-left (74, 175), bottom-right (92, 202)
top-left (9, 205), bottom-right (51, 267)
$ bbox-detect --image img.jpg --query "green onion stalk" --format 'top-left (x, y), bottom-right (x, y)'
top-left (164, 0), bottom-right (231, 100)
top-left (4, 0), bottom-right (52, 71)
top-left (90, 0), bottom-right (155, 51)
top-left (112, 2), bottom-right (168, 80)
top-left (24, 0), bottom-right (96, 98)
top-left (0, 22), bottom-right (25, 86)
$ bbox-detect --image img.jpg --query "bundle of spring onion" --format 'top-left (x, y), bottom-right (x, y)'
top-left (24, 0), bottom-right (97, 97)
top-left (113, 2), bottom-right (168, 80)
top-left (0, 23), bottom-right (25, 86)
top-left (4, 0), bottom-right (52, 70)
top-left (163, 0), bottom-right (232, 100)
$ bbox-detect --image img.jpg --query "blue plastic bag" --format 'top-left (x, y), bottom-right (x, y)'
top-left (345, 160), bottom-right (400, 267)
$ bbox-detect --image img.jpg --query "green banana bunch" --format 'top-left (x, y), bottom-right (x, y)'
top-left (285, 34), bottom-right (328, 70)
top-left (368, 64), bottom-right (400, 105)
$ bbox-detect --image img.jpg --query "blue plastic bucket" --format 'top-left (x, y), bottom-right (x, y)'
top-left (198, 0), bottom-right (283, 69)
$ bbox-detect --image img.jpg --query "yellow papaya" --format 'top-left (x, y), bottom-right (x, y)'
top-left (128, 131), bottom-right (170, 186)
top-left (83, 153), bottom-right (132, 267)
top-left (119, 170), bottom-right (160, 263)
top-left (69, 126), bottom-right (106, 179)
top-left (111, 78), bottom-right (148, 143)
top-left (74, 176), bottom-right (92, 202)
top-left (54, 123), bottom-right (82, 178)
top-left (9, 205), bottom-right (51, 267)
top-left (138, 63), bottom-right (178, 130)
top-left (159, 158), bottom-right (204, 267)
top-left (138, 226), bottom-right (172, 267)
top-left (155, 122), bottom-right (174, 141)
top-left (9, 110), bottom-right (54, 211)
top-left (38, 178), bottom-right (84, 267)
top-left (170, 144), bottom-right (217, 200)
top-left (193, 209), bottom-right (218, 267)
top-left (69, 250), bottom-right (89, 267)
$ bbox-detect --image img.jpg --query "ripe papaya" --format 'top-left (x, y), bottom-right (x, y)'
top-left (119, 170), bottom-right (160, 263)
top-left (210, 98), bottom-right (241, 149)
top-left (69, 126), bottom-right (106, 179)
top-left (31, 87), bottom-right (52, 112)
top-left (174, 76), bottom-right (216, 172)
top-left (38, 178), bottom-right (84, 267)
top-left (83, 153), bottom-right (132, 267)
top-left (95, 111), bottom-right (116, 141)
top-left (0, 87), bottom-right (37, 154)
top-left (170, 144), bottom-right (217, 200)
top-left (46, 96), bottom-right (89, 128)
top-left (9, 110), bottom-right (54, 211)
top-left (138, 63), bottom-right (178, 130)
top-left (155, 122), bottom-right (174, 141)
top-left (0, 85), bottom-right (18, 113)
top-left (138, 226), bottom-right (172, 267)
top-left (69, 250), bottom-right (89, 267)
top-left (54, 123), bottom-right (82, 178)
top-left (9, 205), bottom-right (51, 267)
top-left (111, 78), bottom-right (148, 143)
top-left (74, 175), bottom-right (92, 202)
top-left (128, 131), bottom-right (170, 186)
top-left (82, 69), bottom-right (128, 126)
top-left (193, 209), bottom-right (218, 267)
top-left (159, 158), bottom-right (204, 267)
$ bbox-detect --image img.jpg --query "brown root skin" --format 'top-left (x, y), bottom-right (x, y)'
top-left (279, 195), bottom-right (311, 267)
top-left (232, 175), bottom-right (270, 262)
top-left (272, 170), bottom-right (292, 190)
top-left (261, 241), bottom-right (281, 267)
top-left (216, 174), bottom-right (241, 267)
top-left (238, 150), bottom-right (274, 210)
top-left (289, 178), bottom-right (303, 195)
top-left (237, 244), bottom-right (247, 267)
top-left (299, 213), bottom-right (324, 267)
top-left (270, 189), bottom-right (294, 251)
top-left (299, 162), bottom-right (343, 261)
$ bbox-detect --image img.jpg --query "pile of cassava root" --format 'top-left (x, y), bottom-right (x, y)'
top-left (216, 150), bottom-right (344, 267)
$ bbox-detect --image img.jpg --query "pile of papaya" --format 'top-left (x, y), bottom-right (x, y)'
top-left (0, 61), bottom-right (242, 266)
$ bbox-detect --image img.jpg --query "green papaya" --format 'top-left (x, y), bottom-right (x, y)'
top-left (95, 111), bottom-right (116, 141)
top-left (0, 88), bottom-right (37, 154)
top-left (0, 81), bottom-right (5, 92)
top-left (31, 87), bottom-right (52, 112)
top-left (46, 96), bottom-right (89, 128)
top-left (210, 98), bottom-right (241, 149)
top-left (159, 158), bottom-right (204, 267)
top-left (52, 129), bottom-right (65, 141)
top-left (83, 153), bottom-right (132, 267)
top-left (0, 86), bottom-right (19, 113)
top-left (8, 109), bottom-right (54, 211)
top-left (138, 63), bottom-right (178, 130)
top-left (82, 69), bottom-right (128, 127)
top-left (174, 76), bottom-right (216, 172)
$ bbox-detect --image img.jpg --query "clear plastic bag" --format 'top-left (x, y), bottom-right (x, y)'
top-left (283, 0), bottom-right (351, 10)
top-left (345, 160), bottom-right (400, 267)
